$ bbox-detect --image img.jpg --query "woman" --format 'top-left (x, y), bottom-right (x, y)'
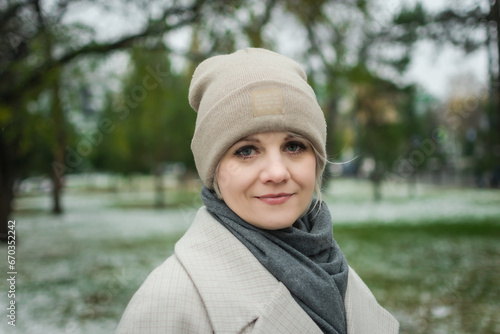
top-left (116, 48), bottom-right (399, 334)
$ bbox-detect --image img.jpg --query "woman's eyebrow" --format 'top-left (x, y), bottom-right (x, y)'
top-left (238, 136), bottom-right (260, 143)
top-left (284, 134), bottom-right (304, 141)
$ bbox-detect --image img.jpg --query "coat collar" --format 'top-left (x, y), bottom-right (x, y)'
top-left (174, 207), bottom-right (321, 333)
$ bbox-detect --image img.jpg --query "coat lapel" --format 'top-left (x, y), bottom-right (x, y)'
top-left (175, 207), bottom-right (321, 333)
top-left (344, 268), bottom-right (400, 334)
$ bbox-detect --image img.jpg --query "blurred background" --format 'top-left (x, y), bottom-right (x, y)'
top-left (0, 0), bottom-right (499, 333)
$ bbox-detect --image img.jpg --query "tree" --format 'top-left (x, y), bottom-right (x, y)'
top-left (277, 1), bottom-right (421, 197)
top-left (441, 73), bottom-right (490, 186)
top-left (349, 65), bottom-right (409, 200)
top-left (387, 1), bottom-right (500, 187)
top-left (0, 0), bottom-right (207, 241)
top-left (92, 44), bottom-right (195, 207)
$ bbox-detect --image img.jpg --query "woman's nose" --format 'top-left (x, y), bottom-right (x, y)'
top-left (259, 153), bottom-right (290, 184)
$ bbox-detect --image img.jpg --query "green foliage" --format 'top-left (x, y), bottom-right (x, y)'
top-left (350, 65), bottom-right (409, 168)
top-left (91, 45), bottom-right (196, 175)
top-left (393, 2), bottom-right (427, 26)
top-left (284, 0), bottom-right (330, 24)
top-left (0, 89), bottom-right (77, 178)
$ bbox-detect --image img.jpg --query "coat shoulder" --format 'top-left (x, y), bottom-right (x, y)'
top-left (115, 255), bottom-right (212, 334)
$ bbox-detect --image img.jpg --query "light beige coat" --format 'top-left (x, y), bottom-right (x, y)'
top-left (116, 207), bottom-right (399, 333)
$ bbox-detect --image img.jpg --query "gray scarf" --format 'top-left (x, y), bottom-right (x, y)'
top-left (201, 187), bottom-right (348, 334)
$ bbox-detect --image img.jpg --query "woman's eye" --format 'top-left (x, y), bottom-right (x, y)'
top-left (234, 146), bottom-right (256, 157)
top-left (286, 142), bottom-right (306, 153)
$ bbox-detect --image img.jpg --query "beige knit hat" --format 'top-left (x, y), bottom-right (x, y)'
top-left (189, 48), bottom-right (327, 188)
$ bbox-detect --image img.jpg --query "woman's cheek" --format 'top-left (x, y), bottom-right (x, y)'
top-left (218, 160), bottom-right (245, 191)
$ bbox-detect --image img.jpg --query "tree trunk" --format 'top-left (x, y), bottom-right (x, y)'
top-left (0, 133), bottom-right (15, 242)
top-left (0, 194), bottom-right (12, 242)
top-left (494, 1), bottom-right (500, 151)
top-left (51, 167), bottom-right (63, 214)
top-left (371, 171), bottom-right (382, 202)
top-left (371, 162), bottom-right (384, 202)
top-left (36, 1), bottom-right (66, 214)
top-left (109, 174), bottom-right (119, 192)
top-left (488, 0), bottom-right (500, 158)
top-left (50, 75), bottom-right (65, 214)
top-left (372, 178), bottom-right (382, 202)
top-left (154, 164), bottom-right (165, 209)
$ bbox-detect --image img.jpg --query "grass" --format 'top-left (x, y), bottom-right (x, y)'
top-left (1, 178), bottom-right (499, 333)
top-left (334, 219), bottom-right (500, 334)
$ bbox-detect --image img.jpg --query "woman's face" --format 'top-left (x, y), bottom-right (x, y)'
top-left (217, 131), bottom-right (316, 230)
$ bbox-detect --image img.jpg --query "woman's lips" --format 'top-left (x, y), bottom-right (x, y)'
top-left (256, 193), bottom-right (293, 205)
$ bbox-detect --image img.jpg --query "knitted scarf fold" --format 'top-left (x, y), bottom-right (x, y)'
top-left (201, 186), bottom-right (349, 334)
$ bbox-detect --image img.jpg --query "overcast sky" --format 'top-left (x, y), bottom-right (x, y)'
top-left (405, 41), bottom-right (487, 100)
top-left (402, 0), bottom-right (488, 100)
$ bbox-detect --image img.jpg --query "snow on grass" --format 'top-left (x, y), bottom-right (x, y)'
top-left (0, 178), bottom-right (499, 333)
top-left (325, 178), bottom-right (500, 225)
top-left (2, 187), bottom-right (200, 334)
